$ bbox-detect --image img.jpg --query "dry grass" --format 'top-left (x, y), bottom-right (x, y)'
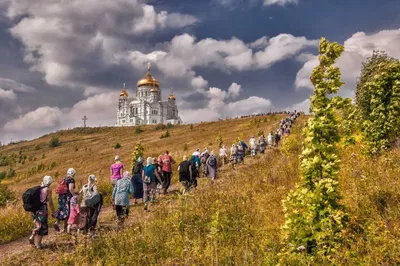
top-left (1, 114), bottom-right (400, 265)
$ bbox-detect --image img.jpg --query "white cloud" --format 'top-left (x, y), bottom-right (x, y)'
top-left (294, 29), bottom-right (400, 98)
top-left (249, 36), bottom-right (269, 49)
top-left (0, 88), bottom-right (17, 101)
top-left (7, 0), bottom-right (198, 88)
top-left (4, 106), bottom-right (63, 132)
top-left (263, 0), bottom-right (298, 6)
top-left (227, 82), bottom-right (242, 99)
top-left (180, 83), bottom-right (272, 122)
top-left (254, 34), bottom-right (318, 68)
top-left (285, 98), bottom-right (310, 114)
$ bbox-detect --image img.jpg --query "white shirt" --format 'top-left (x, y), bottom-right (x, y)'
top-left (219, 148), bottom-right (227, 156)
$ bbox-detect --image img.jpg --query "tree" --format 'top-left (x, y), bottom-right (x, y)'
top-left (281, 38), bottom-right (349, 257)
top-left (355, 51), bottom-right (400, 154)
top-left (131, 141), bottom-right (144, 170)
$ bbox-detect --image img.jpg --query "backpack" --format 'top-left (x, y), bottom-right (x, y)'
top-left (200, 153), bottom-right (209, 164)
top-left (55, 178), bottom-right (68, 195)
top-left (22, 186), bottom-right (43, 212)
top-left (208, 155), bottom-right (217, 166)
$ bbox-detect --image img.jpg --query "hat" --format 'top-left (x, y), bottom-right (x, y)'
top-left (67, 168), bottom-right (76, 177)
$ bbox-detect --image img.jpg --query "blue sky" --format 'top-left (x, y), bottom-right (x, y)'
top-left (0, 0), bottom-right (399, 143)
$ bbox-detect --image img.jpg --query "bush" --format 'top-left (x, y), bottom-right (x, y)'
top-left (0, 185), bottom-right (15, 207)
top-left (160, 130), bottom-right (170, 139)
top-left (0, 205), bottom-right (31, 244)
top-left (0, 171), bottom-right (6, 180)
top-left (183, 143), bottom-right (188, 151)
top-left (155, 124), bottom-right (167, 131)
top-left (135, 127), bottom-right (144, 134)
top-left (131, 142), bottom-right (144, 170)
top-left (190, 124), bottom-right (194, 130)
top-left (49, 136), bottom-right (60, 147)
top-left (6, 168), bottom-right (15, 178)
top-left (257, 130), bottom-right (264, 137)
top-left (114, 143), bottom-right (122, 149)
top-left (167, 123), bottom-right (174, 129)
top-left (34, 144), bottom-right (40, 150)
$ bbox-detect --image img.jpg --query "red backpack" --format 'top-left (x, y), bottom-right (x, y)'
top-left (55, 178), bottom-right (68, 195)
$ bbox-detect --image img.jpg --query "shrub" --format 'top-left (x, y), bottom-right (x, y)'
top-left (135, 127), bottom-right (144, 134)
top-left (49, 162), bottom-right (57, 169)
top-left (216, 133), bottom-right (223, 148)
top-left (190, 124), bottom-right (194, 130)
top-left (49, 136), bottom-right (60, 147)
top-left (257, 129), bottom-right (264, 137)
top-left (6, 168), bottom-right (15, 178)
top-left (355, 52), bottom-right (400, 155)
top-left (0, 171), bottom-right (6, 180)
top-left (160, 130), bottom-right (170, 139)
top-left (34, 144), bottom-right (40, 150)
top-left (0, 205), bottom-right (31, 244)
top-left (167, 123), bottom-right (174, 129)
top-left (131, 141), bottom-right (144, 170)
top-left (54, 171), bottom-right (59, 178)
top-left (155, 124), bottom-right (167, 131)
top-left (183, 143), bottom-right (188, 151)
top-left (0, 185), bottom-right (15, 207)
top-left (114, 143), bottom-right (122, 149)
top-left (281, 38), bottom-right (349, 258)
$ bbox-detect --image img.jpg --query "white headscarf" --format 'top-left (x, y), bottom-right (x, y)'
top-left (123, 171), bottom-right (131, 179)
top-left (41, 175), bottom-right (52, 187)
top-left (67, 168), bottom-right (76, 177)
top-left (146, 157), bottom-right (152, 166)
top-left (88, 174), bottom-right (96, 183)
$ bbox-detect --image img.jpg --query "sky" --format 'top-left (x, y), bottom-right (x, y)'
top-left (0, 0), bottom-right (399, 144)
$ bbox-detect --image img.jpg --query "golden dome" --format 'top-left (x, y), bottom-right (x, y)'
top-left (120, 89), bottom-right (128, 97)
top-left (137, 63), bottom-right (160, 87)
top-left (168, 92), bottom-right (176, 100)
top-left (150, 87), bottom-right (158, 93)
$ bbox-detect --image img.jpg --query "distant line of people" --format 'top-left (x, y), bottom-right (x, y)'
top-left (22, 111), bottom-right (300, 249)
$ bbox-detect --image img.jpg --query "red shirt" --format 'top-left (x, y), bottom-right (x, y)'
top-left (161, 155), bottom-right (175, 173)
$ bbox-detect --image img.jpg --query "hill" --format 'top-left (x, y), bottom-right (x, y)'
top-left (1, 113), bottom-right (400, 265)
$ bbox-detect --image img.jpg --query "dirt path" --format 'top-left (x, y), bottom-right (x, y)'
top-left (0, 183), bottom-right (182, 260)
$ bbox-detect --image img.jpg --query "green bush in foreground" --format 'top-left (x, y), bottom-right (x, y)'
top-left (281, 38), bottom-right (349, 259)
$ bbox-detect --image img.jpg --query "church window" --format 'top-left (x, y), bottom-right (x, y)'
top-left (145, 91), bottom-right (148, 97)
top-left (122, 120), bottom-right (125, 123)
top-left (173, 109), bottom-right (175, 116)
top-left (135, 108), bottom-right (138, 114)
top-left (130, 119), bottom-right (133, 122)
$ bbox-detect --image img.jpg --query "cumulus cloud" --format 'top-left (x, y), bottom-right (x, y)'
top-left (0, 87), bottom-right (17, 101)
top-left (4, 106), bottom-right (63, 132)
top-left (7, 0), bottom-right (198, 89)
top-left (285, 98), bottom-right (310, 113)
top-left (294, 29), bottom-right (400, 98)
top-left (180, 82), bottom-right (272, 122)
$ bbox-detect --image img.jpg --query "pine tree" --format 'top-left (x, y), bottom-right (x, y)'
top-left (131, 141), bottom-right (144, 170)
top-left (281, 38), bottom-right (349, 257)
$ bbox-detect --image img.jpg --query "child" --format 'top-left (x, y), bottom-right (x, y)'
top-left (67, 193), bottom-right (80, 234)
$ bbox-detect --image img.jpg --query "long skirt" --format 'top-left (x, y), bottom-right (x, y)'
top-left (143, 182), bottom-right (157, 203)
top-left (32, 204), bottom-right (48, 236)
top-left (207, 165), bottom-right (217, 180)
top-left (80, 197), bottom-right (102, 233)
top-left (55, 193), bottom-right (71, 220)
top-left (131, 174), bottom-right (144, 199)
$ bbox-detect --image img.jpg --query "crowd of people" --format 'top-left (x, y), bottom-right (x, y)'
top-left (22, 111), bottom-right (300, 249)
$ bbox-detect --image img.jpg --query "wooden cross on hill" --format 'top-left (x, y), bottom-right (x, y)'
top-left (82, 115), bottom-right (88, 128)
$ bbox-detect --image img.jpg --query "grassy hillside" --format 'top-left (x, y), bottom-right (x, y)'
top-left (1, 114), bottom-right (400, 265)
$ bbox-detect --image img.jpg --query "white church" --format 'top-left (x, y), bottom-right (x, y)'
top-left (116, 63), bottom-right (182, 126)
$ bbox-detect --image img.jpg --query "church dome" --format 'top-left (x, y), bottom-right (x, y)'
top-left (137, 63), bottom-right (160, 88)
top-left (168, 92), bottom-right (176, 100)
top-left (120, 89), bottom-right (128, 97)
top-left (150, 87), bottom-right (158, 93)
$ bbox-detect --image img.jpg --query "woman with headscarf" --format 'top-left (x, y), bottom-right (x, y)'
top-left (80, 174), bottom-right (102, 236)
top-left (29, 175), bottom-right (55, 249)
top-left (229, 144), bottom-right (238, 168)
top-left (143, 157), bottom-right (162, 211)
top-left (206, 151), bottom-right (218, 182)
top-left (112, 171), bottom-right (133, 225)
top-left (53, 168), bottom-right (76, 233)
top-left (152, 157), bottom-right (163, 196)
top-left (110, 155), bottom-right (124, 187)
top-left (131, 157), bottom-right (144, 204)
